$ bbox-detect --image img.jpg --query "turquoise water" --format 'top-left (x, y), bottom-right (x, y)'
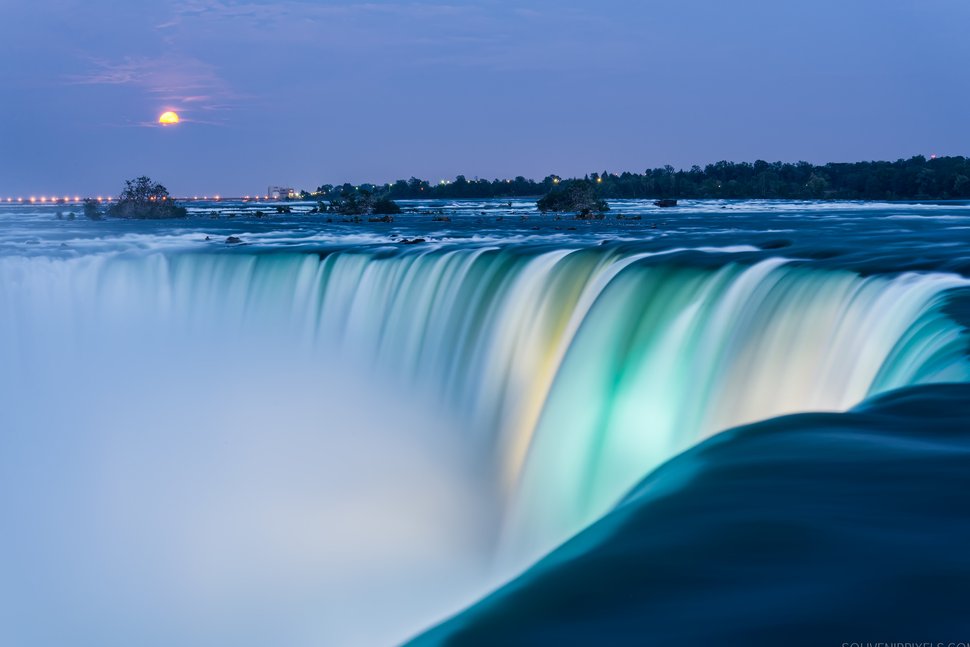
top-left (411, 384), bottom-right (970, 645)
top-left (1, 199), bottom-right (969, 645)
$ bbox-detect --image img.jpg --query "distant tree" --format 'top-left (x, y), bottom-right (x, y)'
top-left (954, 175), bottom-right (970, 198)
top-left (537, 180), bottom-right (609, 217)
top-left (915, 168), bottom-right (937, 197)
top-left (407, 177), bottom-right (429, 194)
top-left (82, 198), bottom-right (103, 220)
top-left (120, 177), bottom-right (169, 203)
top-left (107, 176), bottom-right (187, 219)
top-left (372, 197), bottom-right (402, 215)
top-left (308, 156), bottom-right (970, 202)
top-left (329, 188), bottom-right (401, 216)
top-left (805, 173), bottom-right (829, 198)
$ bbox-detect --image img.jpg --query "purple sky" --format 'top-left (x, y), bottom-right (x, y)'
top-left (3, 0), bottom-right (968, 196)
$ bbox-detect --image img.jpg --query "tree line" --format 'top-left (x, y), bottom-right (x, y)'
top-left (307, 156), bottom-right (970, 201)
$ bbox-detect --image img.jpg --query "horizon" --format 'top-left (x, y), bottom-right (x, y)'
top-left (0, 153), bottom-right (964, 202)
top-left (3, 0), bottom-right (968, 196)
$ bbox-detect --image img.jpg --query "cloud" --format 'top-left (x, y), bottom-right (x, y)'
top-left (69, 55), bottom-right (235, 124)
top-left (159, 0), bottom-right (602, 71)
top-left (59, 0), bottom-right (622, 134)
top-left (166, 1), bottom-right (483, 43)
top-left (172, 0), bottom-right (472, 20)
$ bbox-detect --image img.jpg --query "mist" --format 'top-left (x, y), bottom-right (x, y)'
top-left (0, 262), bottom-right (498, 646)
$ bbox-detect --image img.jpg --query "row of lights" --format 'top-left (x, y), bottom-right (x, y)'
top-left (187, 196), bottom-right (295, 201)
top-left (2, 196), bottom-right (114, 204)
top-left (5, 180), bottom-right (588, 204)
top-left (187, 196), bottom-right (290, 201)
top-left (3, 195), bottom-right (304, 204)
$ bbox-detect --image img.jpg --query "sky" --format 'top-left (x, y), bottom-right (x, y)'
top-left (2, 0), bottom-right (968, 196)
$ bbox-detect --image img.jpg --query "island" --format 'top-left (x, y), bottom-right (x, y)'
top-left (536, 180), bottom-right (610, 218)
top-left (105, 177), bottom-right (188, 219)
top-left (326, 188), bottom-right (401, 219)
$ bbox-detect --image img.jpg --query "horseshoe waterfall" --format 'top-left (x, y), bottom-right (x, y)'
top-left (3, 201), bottom-right (970, 646)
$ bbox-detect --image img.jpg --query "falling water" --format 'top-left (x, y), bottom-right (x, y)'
top-left (1, 246), bottom-right (968, 643)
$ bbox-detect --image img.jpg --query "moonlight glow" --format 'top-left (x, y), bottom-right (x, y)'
top-left (158, 111), bottom-right (180, 125)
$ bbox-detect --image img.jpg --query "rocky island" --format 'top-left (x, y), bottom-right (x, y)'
top-left (104, 177), bottom-right (188, 219)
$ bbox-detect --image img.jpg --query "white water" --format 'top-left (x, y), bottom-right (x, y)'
top-left (1, 247), bottom-right (968, 645)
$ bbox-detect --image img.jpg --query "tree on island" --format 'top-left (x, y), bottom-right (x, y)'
top-left (82, 198), bottom-right (103, 220)
top-left (328, 188), bottom-right (401, 217)
top-left (537, 180), bottom-right (610, 218)
top-left (107, 176), bottom-right (188, 219)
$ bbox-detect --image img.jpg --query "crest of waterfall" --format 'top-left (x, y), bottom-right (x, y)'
top-left (1, 247), bottom-right (967, 564)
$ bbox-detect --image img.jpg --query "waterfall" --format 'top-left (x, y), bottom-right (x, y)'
top-left (2, 247), bottom-right (968, 567)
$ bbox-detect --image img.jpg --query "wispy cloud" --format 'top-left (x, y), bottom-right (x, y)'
top-left (166, 1), bottom-right (481, 44)
top-left (69, 55), bottom-right (236, 125)
top-left (159, 0), bottom-right (591, 71)
top-left (62, 0), bottom-right (618, 133)
top-left (172, 1), bottom-right (472, 21)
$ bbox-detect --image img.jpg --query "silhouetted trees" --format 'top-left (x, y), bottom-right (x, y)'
top-left (328, 188), bottom-right (401, 216)
top-left (313, 175), bottom-right (560, 200)
top-left (537, 180), bottom-right (610, 216)
top-left (308, 156), bottom-right (970, 202)
top-left (82, 198), bottom-right (103, 220)
top-left (108, 177), bottom-right (188, 219)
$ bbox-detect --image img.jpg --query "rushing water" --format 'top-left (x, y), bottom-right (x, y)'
top-left (2, 199), bottom-right (969, 645)
top-left (411, 384), bottom-right (970, 646)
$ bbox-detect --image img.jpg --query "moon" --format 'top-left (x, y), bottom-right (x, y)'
top-left (158, 111), bottom-right (180, 125)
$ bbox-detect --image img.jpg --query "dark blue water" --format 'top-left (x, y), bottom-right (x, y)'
top-left (4, 198), bottom-right (970, 276)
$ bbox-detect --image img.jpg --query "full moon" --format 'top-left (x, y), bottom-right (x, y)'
top-left (158, 111), bottom-right (180, 125)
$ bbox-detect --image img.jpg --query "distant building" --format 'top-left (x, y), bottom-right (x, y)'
top-left (268, 186), bottom-right (297, 200)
